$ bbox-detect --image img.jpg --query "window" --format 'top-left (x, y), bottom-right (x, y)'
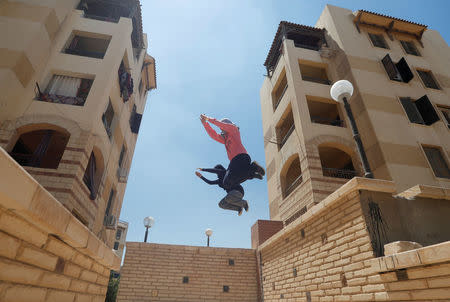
top-left (319, 146), bottom-right (356, 179)
top-left (118, 145), bottom-right (126, 168)
top-left (65, 34), bottom-right (110, 59)
top-left (102, 100), bottom-right (115, 139)
top-left (381, 54), bottom-right (413, 83)
top-left (307, 97), bottom-right (343, 127)
top-left (38, 75), bottom-right (93, 106)
top-left (113, 242), bottom-right (119, 250)
top-left (83, 152), bottom-right (98, 200)
top-left (10, 129), bottom-right (69, 169)
top-left (417, 70), bottom-right (440, 89)
top-left (422, 146), bottom-right (450, 179)
top-left (130, 105), bottom-right (143, 134)
top-left (115, 228), bottom-right (122, 240)
top-left (105, 189), bottom-right (115, 217)
top-left (276, 107), bottom-right (295, 150)
top-left (299, 63), bottom-right (330, 85)
top-left (271, 72), bottom-right (288, 111)
top-left (437, 105), bottom-right (450, 129)
top-left (400, 40), bottom-right (420, 56)
top-left (282, 157), bottom-right (302, 198)
top-left (368, 33), bottom-right (388, 49)
top-left (399, 96), bottom-right (439, 125)
top-left (139, 78), bottom-right (144, 96)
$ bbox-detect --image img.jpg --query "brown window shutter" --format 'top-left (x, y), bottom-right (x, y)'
top-left (382, 54), bottom-right (401, 81)
top-left (83, 152), bottom-right (97, 200)
top-left (130, 112), bottom-right (143, 134)
top-left (396, 58), bottom-right (414, 83)
top-left (399, 97), bottom-right (424, 124)
top-left (423, 147), bottom-right (450, 179)
top-left (31, 130), bottom-right (53, 167)
top-left (415, 95), bottom-right (440, 125)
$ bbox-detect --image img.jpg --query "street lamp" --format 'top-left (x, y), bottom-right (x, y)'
top-left (330, 80), bottom-right (374, 179)
top-left (205, 228), bottom-right (213, 247)
top-left (143, 216), bottom-right (155, 243)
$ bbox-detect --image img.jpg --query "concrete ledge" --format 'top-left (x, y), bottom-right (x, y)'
top-left (258, 177), bottom-right (396, 251)
top-left (396, 184), bottom-right (450, 200)
top-left (0, 147), bottom-right (119, 270)
top-left (127, 242), bottom-right (256, 254)
top-left (367, 241), bottom-right (450, 273)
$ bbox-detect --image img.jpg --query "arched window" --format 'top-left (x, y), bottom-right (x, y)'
top-left (282, 156), bottom-right (302, 198)
top-left (318, 145), bottom-right (356, 179)
top-left (10, 129), bottom-right (69, 169)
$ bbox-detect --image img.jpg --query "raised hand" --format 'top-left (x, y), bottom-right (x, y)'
top-left (200, 114), bottom-right (208, 122)
top-left (195, 171), bottom-right (202, 178)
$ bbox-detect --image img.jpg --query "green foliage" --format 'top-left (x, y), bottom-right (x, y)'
top-left (105, 272), bottom-right (120, 302)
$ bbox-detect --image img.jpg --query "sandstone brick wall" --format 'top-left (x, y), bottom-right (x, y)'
top-left (0, 149), bottom-right (120, 301)
top-left (251, 220), bottom-right (283, 249)
top-left (258, 177), bottom-right (450, 301)
top-left (118, 243), bottom-right (258, 302)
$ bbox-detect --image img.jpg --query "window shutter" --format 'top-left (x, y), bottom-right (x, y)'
top-left (31, 130), bottom-right (53, 167)
top-left (415, 95), bottom-right (440, 125)
top-left (382, 54), bottom-right (400, 81)
top-left (396, 58), bottom-right (414, 83)
top-left (423, 147), bottom-right (450, 179)
top-left (130, 112), bottom-right (142, 134)
top-left (400, 97), bottom-right (424, 124)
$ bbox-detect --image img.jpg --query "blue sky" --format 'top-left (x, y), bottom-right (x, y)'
top-left (120, 0), bottom-right (450, 248)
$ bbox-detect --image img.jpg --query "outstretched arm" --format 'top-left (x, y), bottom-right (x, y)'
top-left (207, 117), bottom-right (237, 133)
top-left (201, 119), bottom-right (225, 144)
top-left (201, 168), bottom-right (224, 175)
top-left (196, 171), bottom-right (219, 185)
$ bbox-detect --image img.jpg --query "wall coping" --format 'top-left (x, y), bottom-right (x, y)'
top-left (126, 242), bottom-right (255, 254)
top-left (258, 177), bottom-right (396, 251)
top-left (367, 240), bottom-right (450, 273)
top-left (395, 184), bottom-right (450, 200)
top-left (0, 147), bottom-right (120, 270)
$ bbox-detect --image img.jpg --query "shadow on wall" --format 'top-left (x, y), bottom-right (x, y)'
top-left (360, 190), bottom-right (450, 257)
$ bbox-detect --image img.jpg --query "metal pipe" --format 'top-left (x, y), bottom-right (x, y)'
top-left (144, 226), bottom-right (149, 242)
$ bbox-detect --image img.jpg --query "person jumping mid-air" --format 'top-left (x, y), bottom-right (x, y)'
top-left (200, 114), bottom-right (265, 192)
top-left (196, 165), bottom-right (248, 216)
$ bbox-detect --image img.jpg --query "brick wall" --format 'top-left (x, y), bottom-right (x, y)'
top-left (257, 177), bottom-right (450, 301)
top-left (0, 148), bottom-right (120, 301)
top-left (251, 220), bottom-right (283, 249)
top-left (118, 243), bottom-right (258, 302)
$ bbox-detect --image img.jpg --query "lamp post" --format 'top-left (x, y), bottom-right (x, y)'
top-left (330, 80), bottom-right (374, 179)
top-left (205, 228), bottom-right (213, 247)
top-left (143, 216), bottom-right (155, 243)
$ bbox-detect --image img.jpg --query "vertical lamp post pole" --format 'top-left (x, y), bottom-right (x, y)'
top-left (143, 216), bottom-right (155, 243)
top-left (330, 80), bottom-right (374, 179)
top-left (205, 228), bottom-right (213, 247)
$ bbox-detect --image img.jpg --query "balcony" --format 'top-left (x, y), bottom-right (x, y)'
top-left (322, 167), bottom-right (357, 179)
top-left (319, 145), bottom-right (357, 180)
top-left (118, 60), bottom-right (134, 102)
top-left (284, 174), bottom-right (303, 197)
top-left (64, 35), bottom-right (110, 59)
top-left (36, 75), bottom-right (93, 106)
top-left (276, 106), bottom-right (295, 150)
top-left (299, 63), bottom-right (330, 85)
top-left (272, 72), bottom-right (288, 111)
top-left (307, 97), bottom-right (344, 127)
top-left (281, 156), bottom-right (302, 198)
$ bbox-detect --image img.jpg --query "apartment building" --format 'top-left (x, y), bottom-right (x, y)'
top-left (0, 0), bottom-right (156, 249)
top-left (113, 220), bottom-right (128, 261)
top-left (260, 5), bottom-right (449, 224)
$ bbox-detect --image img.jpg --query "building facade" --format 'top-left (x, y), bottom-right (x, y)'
top-left (113, 220), bottom-right (128, 261)
top-left (0, 0), bottom-right (156, 250)
top-left (260, 5), bottom-right (450, 224)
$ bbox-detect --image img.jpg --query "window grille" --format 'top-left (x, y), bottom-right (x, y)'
top-left (368, 33), bottom-right (388, 49)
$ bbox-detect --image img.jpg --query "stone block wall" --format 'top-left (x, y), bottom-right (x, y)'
top-left (117, 243), bottom-right (258, 302)
top-left (0, 148), bottom-right (120, 301)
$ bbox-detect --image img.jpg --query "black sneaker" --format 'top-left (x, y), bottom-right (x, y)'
top-left (253, 172), bottom-right (263, 180)
top-left (243, 200), bottom-right (249, 212)
top-left (252, 161), bottom-right (265, 176)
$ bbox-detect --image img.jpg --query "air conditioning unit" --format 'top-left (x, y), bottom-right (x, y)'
top-left (117, 167), bottom-right (128, 183)
top-left (104, 215), bottom-right (117, 229)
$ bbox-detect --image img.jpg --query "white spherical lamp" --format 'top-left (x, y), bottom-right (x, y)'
top-left (205, 228), bottom-right (213, 237)
top-left (330, 80), bottom-right (353, 103)
top-left (143, 216), bottom-right (155, 228)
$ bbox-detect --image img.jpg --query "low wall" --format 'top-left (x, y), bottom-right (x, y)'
top-left (0, 148), bottom-right (120, 301)
top-left (257, 177), bottom-right (450, 301)
top-left (118, 242), bottom-right (258, 302)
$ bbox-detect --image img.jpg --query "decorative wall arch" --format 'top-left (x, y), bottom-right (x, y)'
top-left (279, 153), bottom-right (303, 198)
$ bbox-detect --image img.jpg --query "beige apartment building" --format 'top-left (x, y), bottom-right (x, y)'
top-left (260, 5), bottom-right (450, 224)
top-left (0, 0), bottom-right (156, 247)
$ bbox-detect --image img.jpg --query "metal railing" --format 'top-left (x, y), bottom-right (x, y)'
top-left (273, 84), bottom-right (288, 111)
top-left (35, 93), bottom-right (86, 106)
top-left (65, 48), bottom-right (105, 59)
top-left (302, 76), bottom-right (331, 85)
top-left (279, 124), bottom-right (295, 149)
top-left (322, 167), bottom-right (357, 179)
top-left (284, 174), bottom-right (303, 198)
top-left (311, 116), bottom-right (344, 127)
top-left (83, 14), bottom-right (119, 23)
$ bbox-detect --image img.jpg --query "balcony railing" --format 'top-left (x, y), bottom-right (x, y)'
top-left (311, 116), bottom-right (344, 127)
top-left (35, 93), bottom-right (86, 106)
top-left (65, 48), bottom-right (105, 59)
top-left (322, 167), bottom-right (357, 179)
top-left (83, 13), bottom-right (119, 23)
top-left (273, 84), bottom-right (288, 111)
top-left (279, 124), bottom-right (295, 149)
top-left (284, 174), bottom-right (303, 198)
top-left (302, 76), bottom-right (331, 85)
top-left (294, 42), bottom-right (320, 51)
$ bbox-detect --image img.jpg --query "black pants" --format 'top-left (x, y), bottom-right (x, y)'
top-left (222, 153), bottom-right (254, 190)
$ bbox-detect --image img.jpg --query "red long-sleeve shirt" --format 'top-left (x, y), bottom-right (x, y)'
top-left (201, 118), bottom-right (247, 160)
